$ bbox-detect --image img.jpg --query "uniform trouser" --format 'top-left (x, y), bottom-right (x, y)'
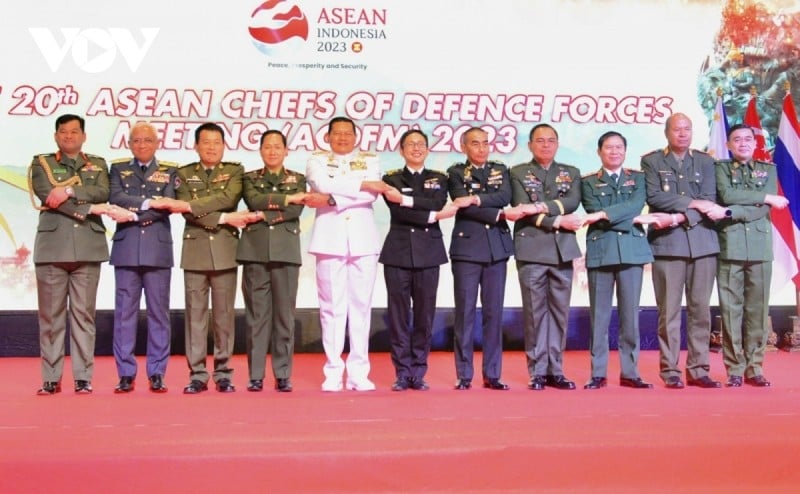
top-left (587, 264), bottom-right (644, 380)
top-left (384, 264), bottom-right (439, 381)
top-left (452, 259), bottom-right (507, 381)
top-left (315, 253), bottom-right (378, 383)
top-left (652, 255), bottom-right (716, 381)
top-left (242, 262), bottom-right (299, 381)
top-left (36, 262), bottom-right (101, 382)
top-left (518, 261), bottom-right (573, 378)
top-left (184, 268), bottom-right (237, 384)
top-left (717, 259), bottom-right (771, 378)
top-left (113, 266), bottom-right (171, 379)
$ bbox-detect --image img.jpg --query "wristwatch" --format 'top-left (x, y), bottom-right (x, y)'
top-left (327, 195), bottom-right (336, 206)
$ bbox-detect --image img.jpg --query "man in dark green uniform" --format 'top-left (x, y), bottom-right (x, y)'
top-left (581, 131), bottom-right (656, 390)
top-left (30, 114), bottom-right (110, 395)
top-left (237, 130), bottom-right (306, 393)
top-left (716, 123), bottom-right (789, 387)
top-left (152, 122), bottom-right (258, 394)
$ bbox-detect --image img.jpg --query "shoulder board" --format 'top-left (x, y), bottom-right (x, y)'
top-left (85, 153), bottom-right (105, 160)
top-left (384, 168), bottom-right (402, 176)
top-left (221, 161), bottom-right (242, 167)
top-left (285, 168), bottom-right (302, 175)
top-left (111, 157), bottom-right (131, 165)
top-left (312, 150), bottom-right (329, 156)
top-left (487, 160), bottom-right (505, 166)
top-left (244, 169), bottom-right (262, 178)
top-left (689, 148), bottom-right (710, 157)
top-left (179, 162), bottom-right (198, 170)
top-left (157, 160), bottom-right (179, 168)
top-left (641, 148), bottom-right (666, 158)
top-left (357, 151), bottom-right (377, 158)
top-left (447, 162), bottom-right (466, 172)
top-left (623, 168), bottom-right (642, 175)
top-left (754, 160), bottom-right (775, 166)
top-left (428, 169), bottom-right (448, 177)
top-left (581, 171), bottom-right (599, 179)
top-left (715, 159), bottom-right (733, 164)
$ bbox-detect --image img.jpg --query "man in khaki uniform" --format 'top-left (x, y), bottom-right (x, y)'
top-left (237, 130), bottom-right (306, 393)
top-left (152, 122), bottom-right (258, 394)
top-left (716, 124), bottom-right (789, 387)
top-left (30, 114), bottom-right (110, 395)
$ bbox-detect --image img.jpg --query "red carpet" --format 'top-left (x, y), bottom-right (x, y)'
top-left (1, 350), bottom-right (798, 493)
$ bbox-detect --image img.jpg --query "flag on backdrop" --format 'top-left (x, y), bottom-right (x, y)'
top-left (770, 93), bottom-right (800, 290)
top-left (707, 94), bottom-right (730, 160)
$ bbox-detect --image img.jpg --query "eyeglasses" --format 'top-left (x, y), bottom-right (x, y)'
top-left (404, 141), bottom-right (428, 149)
top-left (130, 138), bottom-right (157, 146)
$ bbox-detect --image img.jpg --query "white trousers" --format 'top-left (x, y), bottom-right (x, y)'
top-left (315, 253), bottom-right (378, 382)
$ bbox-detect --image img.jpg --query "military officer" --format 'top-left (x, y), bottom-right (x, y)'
top-left (237, 130), bottom-right (306, 393)
top-left (716, 123), bottom-right (788, 388)
top-left (447, 127), bottom-right (513, 391)
top-left (506, 123), bottom-right (582, 391)
top-left (380, 129), bottom-right (457, 391)
top-left (305, 117), bottom-right (388, 392)
top-left (107, 122), bottom-right (177, 394)
top-left (30, 113), bottom-right (110, 395)
top-left (581, 131), bottom-right (656, 390)
top-left (641, 113), bottom-right (729, 389)
top-left (151, 122), bottom-right (258, 394)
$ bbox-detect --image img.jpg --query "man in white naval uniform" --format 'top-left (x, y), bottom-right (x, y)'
top-left (306, 116), bottom-right (389, 392)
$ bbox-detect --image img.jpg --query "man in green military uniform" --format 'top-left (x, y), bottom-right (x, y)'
top-left (151, 122), bottom-right (259, 394)
top-left (30, 114), bottom-right (110, 395)
top-left (716, 123), bottom-right (789, 388)
top-left (581, 131), bottom-right (657, 390)
top-left (236, 130), bottom-right (306, 393)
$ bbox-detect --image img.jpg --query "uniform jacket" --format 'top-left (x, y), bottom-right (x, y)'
top-left (581, 168), bottom-right (654, 268)
top-left (715, 159), bottom-right (774, 262)
top-left (175, 161), bottom-right (243, 271)
top-left (640, 148), bottom-right (719, 258)
top-left (306, 150), bottom-right (381, 257)
top-left (30, 151), bottom-right (110, 263)
top-left (108, 157), bottom-right (177, 268)
top-left (446, 160), bottom-right (513, 263)
top-left (236, 167), bottom-right (306, 266)
top-left (379, 166), bottom-right (449, 269)
top-left (509, 159), bottom-right (582, 264)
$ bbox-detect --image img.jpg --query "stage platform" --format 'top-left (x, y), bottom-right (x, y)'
top-left (0, 350), bottom-right (798, 493)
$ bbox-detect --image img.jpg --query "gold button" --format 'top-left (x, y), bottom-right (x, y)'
top-left (209, 235), bottom-right (215, 240)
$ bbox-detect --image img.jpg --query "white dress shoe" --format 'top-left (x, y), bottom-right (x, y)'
top-left (346, 378), bottom-right (376, 391)
top-left (321, 378), bottom-right (343, 392)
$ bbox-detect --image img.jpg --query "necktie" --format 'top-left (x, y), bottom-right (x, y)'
top-left (205, 168), bottom-right (212, 177)
top-left (141, 164), bottom-right (148, 173)
top-left (610, 173), bottom-right (618, 184)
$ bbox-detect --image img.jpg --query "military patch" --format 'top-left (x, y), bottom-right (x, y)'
top-left (148, 171), bottom-right (170, 183)
top-left (120, 170), bottom-right (134, 179)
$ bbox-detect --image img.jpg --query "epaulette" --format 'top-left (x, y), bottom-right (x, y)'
top-left (221, 161), bottom-right (242, 166)
top-left (244, 169), bottom-right (262, 178)
top-left (357, 151), bottom-right (377, 158)
top-left (312, 150), bottom-right (329, 156)
top-left (641, 148), bottom-right (666, 158)
top-left (179, 162), bottom-right (198, 170)
top-left (688, 148), bottom-right (710, 157)
top-left (754, 160), bottom-right (775, 166)
top-left (384, 168), bottom-right (402, 176)
top-left (581, 170), bottom-right (599, 179)
top-left (716, 159), bottom-right (734, 165)
top-left (428, 169), bottom-right (448, 177)
top-left (448, 162), bottom-right (466, 169)
top-left (487, 160), bottom-right (505, 166)
top-left (623, 167), bottom-right (642, 175)
top-left (157, 160), bottom-right (179, 168)
top-left (85, 153), bottom-right (105, 160)
top-left (111, 157), bottom-right (131, 165)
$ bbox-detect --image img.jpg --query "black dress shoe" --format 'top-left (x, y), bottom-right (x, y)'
top-left (726, 375), bottom-right (743, 387)
top-left (275, 378), bottom-right (293, 392)
top-left (528, 375), bottom-right (546, 391)
top-left (74, 380), bottom-right (93, 394)
top-left (584, 377), bottom-right (607, 389)
top-left (483, 378), bottom-right (510, 390)
top-left (37, 381), bottom-right (61, 395)
top-left (391, 378), bottom-right (410, 391)
top-left (183, 380), bottom-right (208, 394)
top-left (410, 378), bottom-right (429, 391)
top-left (149, 375), bottom-right (167, 393)
top-left (247, 379), bottom-right (263, 392)
top-left (745, 375), bottom-right (771, 387)
top-left (664, 376), bottom-right (684, 389)
top-left (454, 379), bottom-right (472, 390)
top-left (114, 376), bottom-right (135, 393)
top-left (687, 376), bottom-right (722, 388)
top-left (545, 375), bottom-right (576, 390)
top-left (620, 377), bottom-right (653, 389)
top-left (215, 378), bottom-right (236, 393)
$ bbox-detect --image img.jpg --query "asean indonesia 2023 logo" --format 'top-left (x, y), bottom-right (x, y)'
top-left (248, 0), bottom-right (309, 55)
